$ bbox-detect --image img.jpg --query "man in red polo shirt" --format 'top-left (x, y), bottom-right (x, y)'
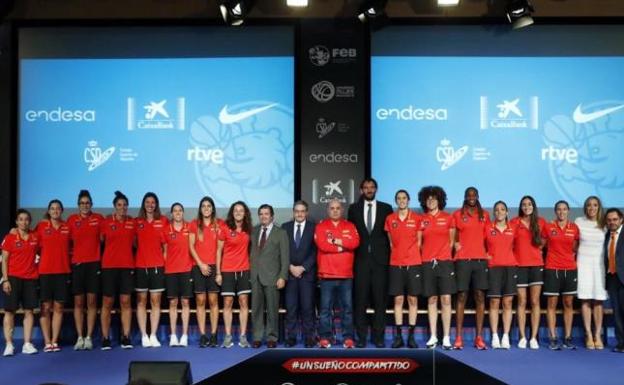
top-left (315, 198), bottom-right (360, 349)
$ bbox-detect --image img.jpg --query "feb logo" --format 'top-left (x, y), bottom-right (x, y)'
top-left (189, 101), bottom-right (293, 207)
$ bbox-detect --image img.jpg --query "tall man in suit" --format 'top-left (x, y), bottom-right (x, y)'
top-left (282, 200), bottom-right (317, 348)
top-left (348, 178), bottom-right (393, 347)
top-left (604, 208), bottom-right (624, 353)
top-left (250, 204), bottom-right (290, 348)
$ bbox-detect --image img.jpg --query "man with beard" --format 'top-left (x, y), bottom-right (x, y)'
top-left (348, 178), bottom-right (393, 348)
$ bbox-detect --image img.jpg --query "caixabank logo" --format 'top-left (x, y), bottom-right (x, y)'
top-left (127, 97), bottom-right (185, 130)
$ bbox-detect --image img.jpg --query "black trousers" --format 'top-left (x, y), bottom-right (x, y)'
top-left (354, 258), bottom-right (388, 342)
top-left (607, 274), bottom-right (624, 347)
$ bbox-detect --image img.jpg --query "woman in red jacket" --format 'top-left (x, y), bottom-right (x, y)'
top-left (215, 201), bottom-right (253, 348)
top-left (100, 191), bottom-right (136, 350)
top-left (510, 195), bottom-right (546, 349)
top-left (163, 203), bottom-right (194, 347)
top-left (66, 190), bottom-right (104, 351)
top-left (1, 209), bottom-right (39, 356)
top-left (484, 201), bottom-right (518, 349)
top-left (189, 196), bottom-right (223, 347)
top-left (135, 192), bottom-right (168, 348)
top-left (36, 199), bottom-right (71, 352)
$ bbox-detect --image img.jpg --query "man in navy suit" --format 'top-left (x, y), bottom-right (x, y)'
top-left (282, 200), bottom-right (317, 348)
top-left (348, 178), bottom-right (393, 348)
top-left (604, 208), bottom-right (624, 353)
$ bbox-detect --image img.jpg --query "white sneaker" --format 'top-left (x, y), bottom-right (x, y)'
top-left (149, 334), bottom-right (161, 348)
top-left (3, 343), bottom-right (15, 357)
top-left (426, 335), bottom-right (438, 349)
top-left (83, 336), bottom-right (93, 350)
top-left (141, 334), bottom-right (152, 348)
top-left (501, 334), bottom-right (511, 349)
top-left (442, 336), bottom-right (452, 350)
top-left (491, 333), bottom-right (501, 349)
top-left (22, 342), bottom-right (38, 355)
top-left (179, 334), bottom-right (188, 347)
top-left (74, 336), bottom-right (85, 351)
top-left (169, 334), bottom-right (179, 347)
top-left (529, 338), bottom-right (540, 350)
top-left (517, 337), bottom-right (527, 349)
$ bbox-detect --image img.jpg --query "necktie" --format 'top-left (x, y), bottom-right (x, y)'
top-left (259, 227), bottom-right (267, 250)
top-left (609, 231), bottom-right (617, 274)
top-left (295, 224), bottom-right (302, 249)
top-left (366, 202), bottom-right (373, 234)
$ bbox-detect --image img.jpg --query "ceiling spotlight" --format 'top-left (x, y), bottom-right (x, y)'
top-left (287, 0), bottom-right (308, 6)
top-left (438, 0), bottom-right (460, 6)
top-left (357, 0), bottom-right (388, 23)
top-left (506, 0), bottom-right (535, 30)
top-left (219, 0), bottom-right (254, 26)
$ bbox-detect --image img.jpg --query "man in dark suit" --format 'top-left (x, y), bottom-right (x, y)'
top-left (604, 208), bottom-right (624, 353)
top-left (348, 178), bottom-right (393, 347)
top-left (282, 200), bottom-right (317, 348)
top-left (250, 204), bottom-right (290, 348)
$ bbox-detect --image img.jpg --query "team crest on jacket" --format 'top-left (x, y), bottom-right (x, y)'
top-left (462, 216), bottom-right (468, 222)
top-left (170, 233), bottom-right (177, 239)
top-left (551, 230), bottom-right (557, 236)
top-left (491, 230), bottom-right (497, 236)
top-left (422, 220), bottom-right (430, 226)
top-left (230, 231), bottom-right (237, 237)
top-left (15, 241), bottom-right (22, 248)
top-left (45, 228), bottom-right (52, 235)
top-left (75, 221), bottom-right (82, 227)
top-left (138, 223), bottom-right (144, 229)
top-left (392, 221), bottom-right (398, 229)
top-left (111, 225), bottom-right (117, 231)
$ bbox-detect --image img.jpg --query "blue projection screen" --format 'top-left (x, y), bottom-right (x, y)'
top-left (18, 27), bottom-right (294, 212)
top-left (371, 25), bottom-right (624, 208)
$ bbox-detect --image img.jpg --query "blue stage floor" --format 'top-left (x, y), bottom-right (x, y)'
top-left (1, 341), bottom-right (622, 385)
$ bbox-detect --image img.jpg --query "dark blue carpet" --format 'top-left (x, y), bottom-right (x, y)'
top-left (1, 342), bottom-right (622, 385)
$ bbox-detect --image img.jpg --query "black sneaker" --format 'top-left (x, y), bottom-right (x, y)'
top-left (562, 337), bottom-right (576, 350)
top-left (121, 336), bottom-right (133, 349)
top-left (199, 334), bottom-right (209, 348)
top-left (101, 338), bottom-right (112, 351)
top-left (548, 337), bottom-right (561, 351)
top-left (407, 334), bottom-right (419, 349)
top-left (209, 333), bottom-right (218, 348)
top-left (391, 335), bottom-right (405, 349)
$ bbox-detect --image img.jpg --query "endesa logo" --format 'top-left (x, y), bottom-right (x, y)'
top-left (376, 105), bottom-right (448, 121)
top-left (24, 107), bottom-right (96, 123)
top-left (309, 152), bottom-right (358, 164)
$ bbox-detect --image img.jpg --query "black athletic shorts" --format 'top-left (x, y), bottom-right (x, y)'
top-left (543, 269), bottom-right (577, 296)
top-left (40, 273), bottom-right (70, 303)
top-left (388, 265), bottom-right (423, 296)
top-left (72, 262), bottom-right (101, 295)
top-left (422, 260), bottom-right (456, 297)
top-left (166, 272), bottom-right (193, 299)
top-left (455, 259), bottom-right (489, 292)
top-left (3, 276), bottom-right (38, 311)
top-left (220, 270), bottom-right (251, 296)
top-left (101, 268), bottom-right (134, 297)
top-left (516, 266), bottom-right (544, 288)
top-left (135, 266), bottom-right (166, 292)
top-left (487, 266), bottom-right (518, 298)
top-left (192, 265), bottom-right (220, 294)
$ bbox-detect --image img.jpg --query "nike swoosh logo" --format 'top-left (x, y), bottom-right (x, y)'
top-left (218, 103), bottom-right (277, 124)
top-left (573, 104), bottom-right (624, 123)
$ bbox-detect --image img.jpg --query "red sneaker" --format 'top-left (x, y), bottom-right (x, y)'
top-left (453, 335), bottom-right (464, 350)
top-left (319, 338), bottom-right (331, 349)
top-left (474, 336), bottom-right (487, 350)
top-left (343, 338), bottom-right (355, 349)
